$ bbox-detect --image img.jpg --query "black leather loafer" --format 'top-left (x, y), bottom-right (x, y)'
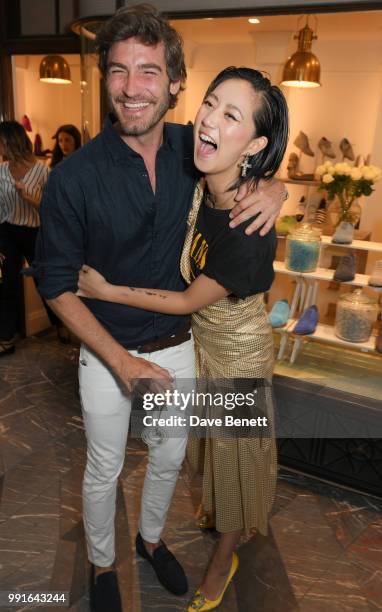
top-left (135, 532), bottom-right (188, 596)
top-left (90, 566), bottom-right (122, 612)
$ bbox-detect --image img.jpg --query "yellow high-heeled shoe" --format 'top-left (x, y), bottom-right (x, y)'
top-left (187, 552), bottom-right (239, 611)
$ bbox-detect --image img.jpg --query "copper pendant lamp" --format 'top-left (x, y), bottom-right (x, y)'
top-left (281, 17), bottom-right (321, 88)
top-left (39, 55), bottom-right (72, 84)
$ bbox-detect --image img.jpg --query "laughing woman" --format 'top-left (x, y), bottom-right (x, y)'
top-left (78, 67), bottom-right (288, 611)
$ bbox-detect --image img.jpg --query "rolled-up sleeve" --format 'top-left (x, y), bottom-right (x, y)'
top-left (32, 169), bottom-right (86, 299)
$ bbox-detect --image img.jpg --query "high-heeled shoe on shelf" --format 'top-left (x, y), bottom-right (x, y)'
top-left (318, 137), bottom-right (336, 159)
top-left (334, 253), bottom-right (356, 282)
top-left (188, 553), bottom-right (239, 612)
top-left (287, 152), bottom-right (300, 179)
top-left (339, 138), bottom-right (355, 161)
top-left (355, 154), bottom-right (365, 167)
top-left (294, 130), bottom-right (314, 157)
top-left (287, 152), bottom-right (314, 181)
top-left (269, 299), bottom-right (290, 328)
top-left (293, 305), bottom-right (319, 335)
top-left (313, 198), bottom-right (327, 226)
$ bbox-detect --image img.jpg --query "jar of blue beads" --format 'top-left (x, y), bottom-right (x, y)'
top-left (285, 224), bottom-right (321, 273)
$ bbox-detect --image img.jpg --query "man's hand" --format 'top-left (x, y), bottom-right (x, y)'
top-left (229, 177), bottom-right (286, 236)
top-left (115, 353), bottom-right (174, 395)
top-left (48, 291), bottom-right (174, 396)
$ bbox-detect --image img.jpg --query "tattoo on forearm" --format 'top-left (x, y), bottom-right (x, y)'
top-left (127, 287), bottom-right (168, 299)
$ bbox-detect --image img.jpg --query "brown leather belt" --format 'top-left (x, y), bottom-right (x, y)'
top-left (135, 323), bottom-right (191, 354)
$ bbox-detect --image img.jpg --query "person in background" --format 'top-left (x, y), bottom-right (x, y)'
top-left (50, 124), bottom-right (81, 168)
top-left (0, 120), bottom-right (66, 354)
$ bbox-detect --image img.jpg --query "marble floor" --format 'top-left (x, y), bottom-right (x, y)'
top-left (1, 332), bottom-right (382, 612)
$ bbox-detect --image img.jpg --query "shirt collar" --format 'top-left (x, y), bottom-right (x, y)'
top-left (101, 113), bottom-right (178, 164)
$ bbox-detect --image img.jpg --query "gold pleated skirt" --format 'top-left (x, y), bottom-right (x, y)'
top-left (180, 182), bottom-right (277, 536)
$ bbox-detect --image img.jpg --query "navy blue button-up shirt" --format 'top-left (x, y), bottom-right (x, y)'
top-left (33, 115), bottom-right (198, 348)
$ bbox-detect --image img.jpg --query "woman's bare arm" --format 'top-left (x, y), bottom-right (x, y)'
top-left (77, 265), bottom-right (229, 315)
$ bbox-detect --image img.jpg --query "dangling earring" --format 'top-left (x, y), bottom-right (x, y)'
top-left (239, 153), bottom-right (252, 178)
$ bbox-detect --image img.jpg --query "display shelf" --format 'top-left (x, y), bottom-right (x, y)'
top-left (272, 318), bottom-right (295, 333)
top-left (320, 235), bottom-right (382, 253)
top-left (279, 177), bottom-right (319, 187)
top-left (272, 243), bottom-right (382, 362)
top-left (277, 234), bottom-right (382, 253)
top-left (274, 260), bottom-right (372, 288)
top-left (287, 320), bottom-right (378, 354)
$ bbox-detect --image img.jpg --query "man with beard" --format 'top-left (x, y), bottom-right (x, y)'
top-left (32, 5), bottom-right (286, 610)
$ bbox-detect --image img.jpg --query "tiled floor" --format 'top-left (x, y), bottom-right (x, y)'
top-left (0, 333), bottom-right (381, 611)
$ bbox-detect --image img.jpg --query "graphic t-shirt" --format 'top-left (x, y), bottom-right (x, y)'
top-left (189, 195), bottom-right (276, 298)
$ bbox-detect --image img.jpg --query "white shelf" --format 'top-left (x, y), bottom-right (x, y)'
top-left (278, 177), bottom-right (319, 187)
top-left (272, 318), bottom-right (296, 333)
top-left (320, 235), bottom-right (382, 253)
top-left (277, 234), bottom-right (382, 253)
top-left (287, 320), bottom-right (378, 354)
top-left (273, 236), bottom-right (382, 362)
top-left (274, 260), bottom-right (373, 288)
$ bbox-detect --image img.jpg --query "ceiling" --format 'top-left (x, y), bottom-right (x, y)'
top-left (154, 0), bottom-right (382, 11)
top-left (171, 11), bottom-right (382, 43)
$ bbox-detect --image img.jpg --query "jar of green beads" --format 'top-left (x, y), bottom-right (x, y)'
top-left (285, 224), bottom-right (321, 273)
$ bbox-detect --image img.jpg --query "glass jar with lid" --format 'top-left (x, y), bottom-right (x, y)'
top-left (285, 224), bottom-right (321, 273)
top-left (335, 289), bottom-right (379, 343)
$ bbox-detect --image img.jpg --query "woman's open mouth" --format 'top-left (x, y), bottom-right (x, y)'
top-left (197, 132), bottom-right (218, 156)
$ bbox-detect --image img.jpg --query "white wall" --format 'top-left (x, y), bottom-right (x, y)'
top-left (12, 54), bottom-right (82, 158)
top-left (170, 26), bottom-right (382, 243)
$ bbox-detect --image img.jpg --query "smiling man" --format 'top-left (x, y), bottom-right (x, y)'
top-left (32, 4), bottom-right (286, 611)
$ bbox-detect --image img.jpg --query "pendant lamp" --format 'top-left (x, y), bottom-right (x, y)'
top-left (281, 17), bottom-right (321, 88)
top-left (39, 55), bottom-right (72, 84)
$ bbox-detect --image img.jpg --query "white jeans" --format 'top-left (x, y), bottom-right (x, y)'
top-left (79, 337), bottom-right (195, 567)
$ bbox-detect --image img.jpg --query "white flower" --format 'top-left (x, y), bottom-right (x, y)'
top-left (335, 162), bottom-right (352, 175)
top-left (369, 165), bottom-right (382, 181)
top-left (322, 173), bottom-right (335, 184)
top-left (315, 165), bottom-right (326, 176)
top-left (362, 166), bottom-right (375, 181)
top-left (334, 162), bottom-right (345, 174)
top-left (324, 161), bottom-right (334, 170)
top-left (350, 168), bottom-right (362, 180)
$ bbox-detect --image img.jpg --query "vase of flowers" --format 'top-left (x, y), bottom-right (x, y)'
top-left (315, 162), bottom-right (381, 227)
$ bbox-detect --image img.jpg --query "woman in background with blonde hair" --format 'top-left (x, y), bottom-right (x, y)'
top-left (0, 120), bottom-right (61, 353)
